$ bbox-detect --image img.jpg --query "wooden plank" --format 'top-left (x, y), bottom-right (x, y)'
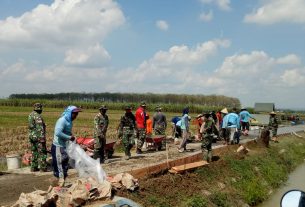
top-left (171, 160), bottom-right (209, 173)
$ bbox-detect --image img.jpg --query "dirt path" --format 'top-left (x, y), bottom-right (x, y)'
top-left (0, 173), bottom-right (52, 206)
top-left (0, 140), bottom-right (203, 206)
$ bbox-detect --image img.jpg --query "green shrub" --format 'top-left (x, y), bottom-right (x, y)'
top-left (183, 195), bottom-right (208, 207)
top-left (210, 192), bottom-right (230, 207)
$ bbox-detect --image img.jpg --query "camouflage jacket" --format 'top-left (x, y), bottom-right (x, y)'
top-left (94, 113), bottom-right (109, 138)
top-left (202, 117), bottom-right (217, 135)
top-left (28, 111), bottom-right (46, 142)
top-left (118, 113), bottom-right (136, 136)
top-left (269, 116), bottom-right (278, 128)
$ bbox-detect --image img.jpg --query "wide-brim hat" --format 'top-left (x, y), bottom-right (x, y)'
top-left (196, 114), bottom-right (203, 118)
top-left (140, 101), bottom-right (146, 107)
top-left (221, 108), bottom-right (228, 114)
top-left (270, 111), bottom-right (276, 115)
top-left (99, 105), bottom-right (108, 110)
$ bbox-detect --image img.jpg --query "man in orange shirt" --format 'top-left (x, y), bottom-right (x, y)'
top-left (146, 113), bottom-right (153, 136)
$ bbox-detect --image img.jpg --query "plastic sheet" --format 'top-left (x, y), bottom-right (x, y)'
top-left (67, 141), bottom-right (106, 183)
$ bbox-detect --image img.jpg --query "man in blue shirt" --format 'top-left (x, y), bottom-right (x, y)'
top-left (51, 105), bottom-right (82, 186)
top-left (222, 108), bottom-right (240, 145)
top-left (239, 108), bottom-right (256, 136)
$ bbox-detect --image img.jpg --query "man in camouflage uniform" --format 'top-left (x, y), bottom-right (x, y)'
top-left (268, 111), bottom-right (279, 142)
top-left (200, 112), bottom-right (217, 163)
top-left (118, 106), bottom-right (136, 160)
top-left (93, 105), bottom-right (109, 163)
top-left (153, 105), bottom-right (167, 135)
top-left (28, 103), bottom-right (47, 172)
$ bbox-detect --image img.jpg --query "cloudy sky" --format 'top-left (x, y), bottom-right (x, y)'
top-left (0, 0), bottom-right (304, 109)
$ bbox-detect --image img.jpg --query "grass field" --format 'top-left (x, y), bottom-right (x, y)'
top-left (0, 106), bottom-right (199, 156)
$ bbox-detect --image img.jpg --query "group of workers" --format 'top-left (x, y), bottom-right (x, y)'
top-left (28, 101), bottom-right (167, 186)
top-left (28, 102), bottom-right (279, 186)
top-left (173, 107), bottom-right (279, 162)
top-left (28, 103), bottom-right (81, 186)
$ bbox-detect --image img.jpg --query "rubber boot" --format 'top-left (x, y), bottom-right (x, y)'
top-left (207, 150), bottom-right (212, 163)
top-left (202, 149), bottom-right (208, 162)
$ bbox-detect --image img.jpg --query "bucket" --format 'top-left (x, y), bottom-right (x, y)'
top-left (6, 154), bottom-right (21, 170)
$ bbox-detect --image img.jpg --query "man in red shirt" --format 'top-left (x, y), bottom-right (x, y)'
top-left (135, 101), bottom-right (147, 154)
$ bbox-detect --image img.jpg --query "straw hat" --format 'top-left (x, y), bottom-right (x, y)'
top-left (270, 111), bottom-right (276, 115)
top-left (220, 108), bottom-right (228, 114)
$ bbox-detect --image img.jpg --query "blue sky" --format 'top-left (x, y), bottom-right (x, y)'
top-left (0, 0), bottom-right (304, 109)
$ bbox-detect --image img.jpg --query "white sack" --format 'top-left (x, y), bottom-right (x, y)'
top-left (67, 141), bottom-right (106, 183)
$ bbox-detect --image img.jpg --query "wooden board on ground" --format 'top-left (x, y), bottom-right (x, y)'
top-left (169, 160), bottom-right (209, 174)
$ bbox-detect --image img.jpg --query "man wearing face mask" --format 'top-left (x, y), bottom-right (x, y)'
top-left (93, 105), bottom-right (109, 163)
top-left (118, 105), bottom-right (136, 160)
top-left (200, 112), bottom-right (216, 163)
top-left (51, 105), bottom-right (81, 187)
top-left (28, 103), bottom-right (47, 172)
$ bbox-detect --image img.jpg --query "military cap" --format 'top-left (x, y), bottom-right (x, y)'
top-left (33, 103), bottom-right (43, 110)
top-left (99, 105), bottom-right (108, 110)
top-left (202, 112), bottom-right (210, 118)
top-left (140, 101), bottom-right (146, 107)
top-left (125, 105), bottom-right (132, 110)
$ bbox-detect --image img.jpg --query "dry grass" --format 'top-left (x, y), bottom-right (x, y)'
top-left (0, 106), bottom-right (198, 156)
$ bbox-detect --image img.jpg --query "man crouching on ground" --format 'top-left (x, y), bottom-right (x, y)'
top-left (51, 105), bottom-right (81, 187)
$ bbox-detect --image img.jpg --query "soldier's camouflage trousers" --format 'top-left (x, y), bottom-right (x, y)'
top-left (30, 140), bottom-right (47, 171)
top-left (154, 125), bottom-right (166, 135)
top-left (122, 128), bottom-right (135, 156)
top-left (201, 134), bottom-right (213, 163)
top-left (136, 128), bottom-right (146, 150)
top-left (94, 134), bottom-right (106, 162)
top-left (270, 127), bottom-right (278, 137)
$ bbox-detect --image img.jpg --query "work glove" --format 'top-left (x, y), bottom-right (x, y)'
top-left (70, 136), bottom-right (76, 142)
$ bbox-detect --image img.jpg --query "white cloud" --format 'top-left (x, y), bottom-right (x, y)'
top-left (244, 0), bottom-right (305, 25)
top-left (208, 51), bottom-right (305, 107)
top-left (156, 20), bottom-right (169, 31)
top-left (64, 44), bottom-right (111, 66)
top-left (200, 0), bottom-right (231, 11)
top-left (16, 39), bottom-right (230, 93)
top-left (0, 0), bottom-right (125, 49)
top-left (276, 54), bottom-right (301, 65)
top-left (199, 10), bottom-right (214, 22)
top-left (281, 68), bottom-right (305, 87)
top-left (151, 39), bottom-right (231, 66)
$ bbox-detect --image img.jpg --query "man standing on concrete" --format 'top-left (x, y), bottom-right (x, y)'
top-left (178, 107), bottom-right (190, 152)
top-left (269, 111), bottom-right (279, 142)
top-left (118, 105), bottom-right (136, 160)
top-left (135, 101), bottom-right (147, 154)
top-left (222, 107), bottom-right (240, 145)
top-left (153, 105), bottom-right (167, 135)
top-left (28, 103), bottom-right (47, 172)
top-left (239, 108), bottom-right (256, 136)
top-left (93, 105), bottom-right (109, 163)
top-left (201, 112), bottom-right (216, 163)
top-left (51, 105), bottom-right (81, 186)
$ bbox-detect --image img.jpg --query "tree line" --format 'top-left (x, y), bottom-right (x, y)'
top-left (9, 92), bottom-right (240, 108)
